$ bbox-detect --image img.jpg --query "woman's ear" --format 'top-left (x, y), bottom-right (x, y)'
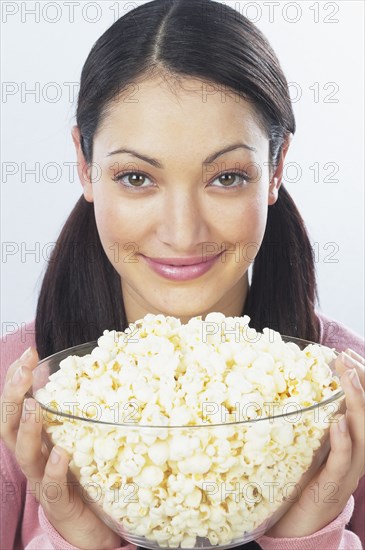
top-left (71, 125), bottom-right (94, 203)
top-left (268, 133), bottom-right (293, 205)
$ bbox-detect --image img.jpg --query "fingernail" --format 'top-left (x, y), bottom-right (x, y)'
top-left (338, 415), bottom-right (347, 433)
top-left (349, 368), bottom-right (362, 390)
top-left (341, 352), bottom-right (356, 369)
top-left (12, 366), bottom-right (24, 385)
top-left (20, 347), bottom-right (32, 360)
top-left (50, 447), bottom-right (61, 465)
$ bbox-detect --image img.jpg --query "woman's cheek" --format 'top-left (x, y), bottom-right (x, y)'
top-left (95, 199), bottom-right (155, 278)
top-left (223, 193), bottom-right (268, 250)
top-left (93, 199), bottom-right (127, 264)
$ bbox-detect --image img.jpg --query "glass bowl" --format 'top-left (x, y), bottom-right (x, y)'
top-left (29, 336), bottom-right (345, 549)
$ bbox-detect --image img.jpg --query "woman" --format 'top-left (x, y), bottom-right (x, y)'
top-left (1, 0), bottom-right (364, 548)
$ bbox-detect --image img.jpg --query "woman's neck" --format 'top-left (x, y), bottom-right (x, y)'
top-left (122, 272), bottom-right (249, 326)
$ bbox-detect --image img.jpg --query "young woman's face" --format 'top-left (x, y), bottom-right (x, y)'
top-left (74, 75), bottom-right (284, 324)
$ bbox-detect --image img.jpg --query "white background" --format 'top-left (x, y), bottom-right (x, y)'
top-left (1, 0), bottom-right (364, 338)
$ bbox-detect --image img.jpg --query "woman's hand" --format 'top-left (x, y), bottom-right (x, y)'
top-left (0, 347), bottom-right (122, 550)
top-left (266, 347), bottom-right (365, 539)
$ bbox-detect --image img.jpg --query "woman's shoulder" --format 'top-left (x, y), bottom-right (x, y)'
top-left (316, 310), bottom-right (365, 357)
top-left (0, 319), bottom-right (36, 392)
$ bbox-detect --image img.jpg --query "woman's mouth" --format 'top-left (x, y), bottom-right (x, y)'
top-left (140, 251), bottom-right (224, 281)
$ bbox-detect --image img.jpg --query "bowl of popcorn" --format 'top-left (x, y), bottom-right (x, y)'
top-left (31, 312), bottom-right (345, 549)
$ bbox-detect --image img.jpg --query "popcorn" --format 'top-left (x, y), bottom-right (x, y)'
top-left (148, 441), bottom-right (170, 465)
top-left (36, 313), bottom-right (343, 548)
top-left (135, 465), bottom-right (165, 488)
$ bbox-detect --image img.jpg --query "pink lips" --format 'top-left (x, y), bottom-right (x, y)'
top-left (141, 251), bottom-right (223, 281)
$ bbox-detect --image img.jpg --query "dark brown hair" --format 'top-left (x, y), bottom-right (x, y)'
top-left (36, 0), bottom-right (319, 359)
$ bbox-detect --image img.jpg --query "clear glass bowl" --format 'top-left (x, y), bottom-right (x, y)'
top-left (29, 336), bottom-right (345, 549)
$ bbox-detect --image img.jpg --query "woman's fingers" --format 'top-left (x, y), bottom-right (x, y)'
top-left (3, 347), bottom-right (32, 382)
top-left (41, 445), bottom-right (83, 524)
top-left (334, 349), bottom-right (365, 389)
top-left (345, 348), bottom-right (365, 366)
top-left (295, 413), bottom-right (352, 517)
top-left (0, 348), bottom-right (39, 450)
top-left (15, 421), bottom-right (103, 547)
top-left (41, 446), bottom-right (121, 549)
top-left (321, 415), bottom-right (352, 487)
top-left (15, 398), bottom-right (46, 481)
top-left (340, 369), bottom-right (365, 475)
top-left (4, 347), bottom-right (38, 383)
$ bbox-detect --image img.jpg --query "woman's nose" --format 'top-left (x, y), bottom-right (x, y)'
top-left (156, 187), bottom-right (210, 253)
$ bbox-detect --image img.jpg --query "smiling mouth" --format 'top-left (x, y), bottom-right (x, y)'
top-left (142, 251), bottom-right (224, 266)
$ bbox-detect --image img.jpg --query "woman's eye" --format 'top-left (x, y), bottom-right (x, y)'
top-left (211, 172), bottom-right (250, 188)
top-left (112, 172), bottom-right (152, 189)
top-left (112, 170), bottom-right (250, 191)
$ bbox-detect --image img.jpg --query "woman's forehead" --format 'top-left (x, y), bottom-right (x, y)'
top-left (95, 75), bottom-right (267, 147)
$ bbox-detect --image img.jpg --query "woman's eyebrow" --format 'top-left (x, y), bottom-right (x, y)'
top-left (106, 142), bottom-right (257, 169)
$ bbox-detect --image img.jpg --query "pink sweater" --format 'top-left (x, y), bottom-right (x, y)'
top-left (1, 313), bottom-right (364, 550)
